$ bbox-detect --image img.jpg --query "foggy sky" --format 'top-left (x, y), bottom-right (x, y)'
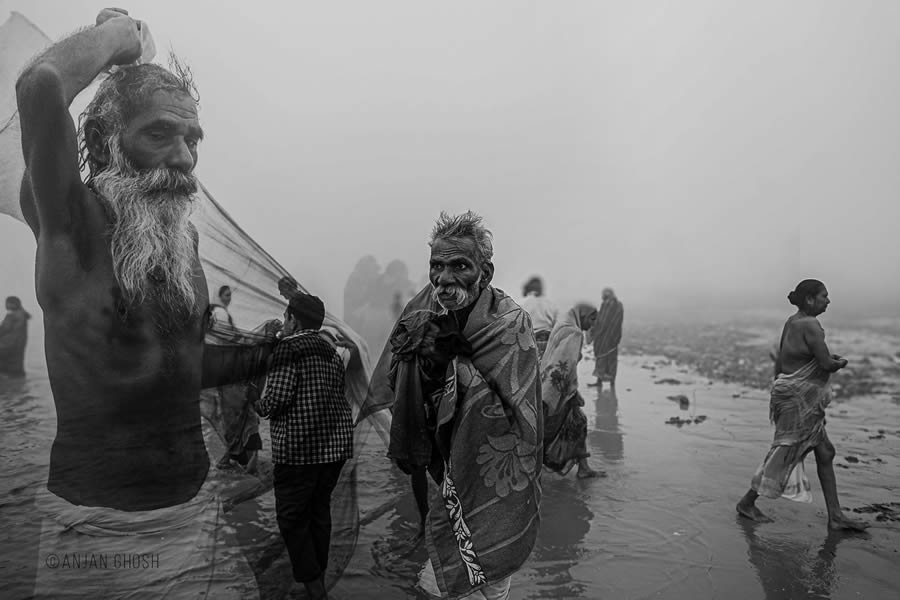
top-left (2, 0), bottom-right (899, 321)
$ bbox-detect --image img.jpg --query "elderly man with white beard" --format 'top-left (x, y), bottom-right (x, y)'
top-left (362, 211), bottom-right (543, 600)
top-left (16, 8), bottom-right (274, 598)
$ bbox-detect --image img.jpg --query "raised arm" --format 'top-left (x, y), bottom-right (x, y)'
top-left (803, 319), bottom-right (847, 373)
top-left (15, 9), bottom-right (142, 237)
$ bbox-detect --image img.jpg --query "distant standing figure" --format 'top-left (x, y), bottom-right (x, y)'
top-left (203, 285), bottom-right (262, 474)
top-left (0, 296), bottom-right (31, 376)
top-left (736, 279), bottom-right (868, 531)
top-left (541, 303), bottom-right (604, 478)
top-left (209, 285), bottom-right (238, 338)
top-left (520, 276), bottom-right (558, 359)
top-left (587, 288), bottom-right (624, 391)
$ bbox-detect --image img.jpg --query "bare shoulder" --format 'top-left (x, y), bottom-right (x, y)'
top-left (796, 316), bottom-right (825, 338)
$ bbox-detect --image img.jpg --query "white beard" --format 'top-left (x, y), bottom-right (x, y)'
top-left (92, 137), bottom-right (199, 319)
top-left (431, 272), bottom-right (482, 311)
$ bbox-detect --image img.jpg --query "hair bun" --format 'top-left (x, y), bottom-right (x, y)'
top-left (787, 291), bottom-right (799, 306)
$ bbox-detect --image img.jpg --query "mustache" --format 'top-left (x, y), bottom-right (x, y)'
top-left (103, 135), bottom-right (199, 198)
top-left (431, 284), bottom-right (469, 308)
top-left (129, 167), bottom-right (198, 197)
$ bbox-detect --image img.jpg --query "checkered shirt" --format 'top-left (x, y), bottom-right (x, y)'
top-left (255, 330), bottom-right (354, 465)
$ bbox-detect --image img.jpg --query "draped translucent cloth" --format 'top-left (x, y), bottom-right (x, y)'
top-left (1, 11), bottom-right (377, 594)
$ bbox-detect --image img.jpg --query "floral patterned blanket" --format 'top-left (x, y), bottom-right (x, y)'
top-left (367, 284), bottom-right (543, 599)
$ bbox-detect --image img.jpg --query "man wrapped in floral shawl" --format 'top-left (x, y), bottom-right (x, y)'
top-left (361, 211), bottom-right (542, 600)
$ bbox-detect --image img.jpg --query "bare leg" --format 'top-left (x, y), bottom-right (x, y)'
top-left (736, 489), bottom-right (773, 522)
top-left (244, 450), bottom-right (258, 475)
top-left (576, 458), bottom-right (605, 479)
top-left (814, 435), bottom-right (868, 532)
top-left (302, 575), bottom-right (328, 600)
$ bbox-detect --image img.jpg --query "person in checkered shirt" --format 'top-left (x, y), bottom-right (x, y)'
top-left (255, 291), bottom-right (353, 600)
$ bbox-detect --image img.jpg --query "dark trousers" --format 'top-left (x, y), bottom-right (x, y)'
top-left (273, 461), bottom-right (346, 583)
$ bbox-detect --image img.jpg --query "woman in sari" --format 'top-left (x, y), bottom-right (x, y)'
top-left (736, 280), bottom-right (867, 531)
top-left (202, 285), bottom-right (263, 474)
top-left (540, 302), bottom-right (603, 478)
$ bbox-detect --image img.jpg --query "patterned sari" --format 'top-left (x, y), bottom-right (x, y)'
top-left (540, 304), bottom-right (596, 475)
top-left (751, 359), bottom-right (831, 499)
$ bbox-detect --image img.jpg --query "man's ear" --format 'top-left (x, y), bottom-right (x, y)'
top-left (84, 119), bottom-right (111, 168)
top-left (480, 261), bottom-right (494, 287)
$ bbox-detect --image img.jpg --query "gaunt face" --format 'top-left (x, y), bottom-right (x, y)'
top-left (119, 90), bottom-right (203, 173)
top-left (429, 237), bottom-right (486, 310)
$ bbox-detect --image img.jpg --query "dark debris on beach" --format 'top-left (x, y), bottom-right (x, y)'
top-left (851, 502), bottom-right (900, 522)
top-left (624, 322), bottom-right (894, 399)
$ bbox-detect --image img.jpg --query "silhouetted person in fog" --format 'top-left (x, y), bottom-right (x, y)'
top-left (587, 288), bottom-right (624, 392)
top-left (0, 296), bottom-right (31, 376)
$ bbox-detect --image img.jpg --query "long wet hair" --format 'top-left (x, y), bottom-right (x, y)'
top-left (78, 55), bottom-right (199, 186)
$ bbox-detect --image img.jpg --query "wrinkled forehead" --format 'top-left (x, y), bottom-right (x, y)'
top-left (430, 237), bottom-right (479, 262)
top-left (124, 90), bottom-right (201, 133)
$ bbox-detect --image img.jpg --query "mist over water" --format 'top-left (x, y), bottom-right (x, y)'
top-left (2, 0), bottom-right (899, 326)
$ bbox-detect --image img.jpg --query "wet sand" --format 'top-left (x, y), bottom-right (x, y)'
top-left (2, 350), bottom-right (899, 599)
top-left (335, 355), bottom-right (900, 599)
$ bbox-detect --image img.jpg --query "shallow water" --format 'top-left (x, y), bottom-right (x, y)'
top-left (2, 353), bottom-right (899, 599)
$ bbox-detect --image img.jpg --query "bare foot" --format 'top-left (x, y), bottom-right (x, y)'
top-left (828, 515), bottom-right (868, 532)
top-left (577, 467), bottom-right (605, 479)
top-left (736, 502), bottom-right (773, 523)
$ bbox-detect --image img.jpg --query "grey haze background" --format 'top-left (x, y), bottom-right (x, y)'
top-left (2, 0), bottom-right (899, 337)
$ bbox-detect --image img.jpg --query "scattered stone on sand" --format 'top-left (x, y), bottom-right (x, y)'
top-left (851, 502), bottom-right (900, 522)
top-left (665, 415), bottom-right (707, 427)
top-left (625, 388), bottom-right (632, 392)
top-left (870, 433), bottom-right (886, 440)
top-left (731, 393), bottom-right (741, 398)
top-left (845, 456), bottom-right (860, 463)
top-left (625, 321), bottom-right (899, 399)
top-left (655, 378), bottom-right (682, 385)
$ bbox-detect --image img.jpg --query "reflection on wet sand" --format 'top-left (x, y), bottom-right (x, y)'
top-left (368, 462), bottom-right (428, 594)
top-left (527, 481), bottom-right (595, 599)
top-left (592, 388), bottom-right (624, 462)
top-left (738, 517), bottom-right (852, 600)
